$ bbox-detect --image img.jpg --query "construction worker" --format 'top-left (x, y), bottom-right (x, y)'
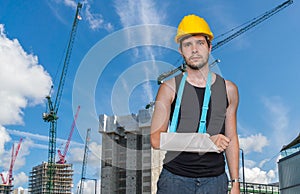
top-left (151, 14), bottom-right (240, 194)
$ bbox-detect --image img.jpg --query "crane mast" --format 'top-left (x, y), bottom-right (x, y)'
top-left (42, 3), bottom-right (82, 193)
top-left (79, 128), bottom-right (91, 194)
top-left (157, 0), bottom-right (293, 83)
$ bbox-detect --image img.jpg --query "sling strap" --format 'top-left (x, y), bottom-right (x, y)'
top-left (169, 72), bottom-right (212, 133)
top-left (198, 72), bottom-right (211, 133)
top-left (169, 72), bottom-right (187, 132)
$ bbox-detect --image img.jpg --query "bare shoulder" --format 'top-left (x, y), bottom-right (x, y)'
top-left (156, 77), bottom-right (176, 103)
top-left (225, 80), bottom-right (238, 93)
top-left (225, 80), bottom-right (239, 106)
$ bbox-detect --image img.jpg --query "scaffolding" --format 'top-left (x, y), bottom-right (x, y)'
top-left (0, 184), bottom-right (12, 194)
top-left (28, 162), bottom-right (73, 194)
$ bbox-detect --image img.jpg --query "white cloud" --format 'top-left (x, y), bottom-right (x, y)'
top-left (13, 138), bottom-right (33, 171)
top-left (243, 167), bottom-right (276, 184)
top-left (84, 4), bottom-right (114, 31)
top-left (244, 159), bottom-right (256, 168)
top-left (63, 0), bottom-right (77, 8)
top-left (262, 96), bottom-right (291, 147)
top-left (52, 0), bottom-right (77, 9)
top-left (0, 138), bottom-right (29, 186)
top-left (262, 96), bottom-right (289, 131)
top-left (7, 128), bottom-right (83, 148)
top-left (115, 0), bottom-right (164, 27)
top-left (88, 142), bottom-right (102, 166)
top-left (114, 0), bottom-right (166, 47)
top-left (237, 158), bottom-right (277, 184)
top-left (68, 141), bottom-right (101, 167)
top-left (53, 0), bottom-right (114, 31)
top-left (68, 147), bottom-right (83, 163)
top-left (259, 158), bottom-right (270, 168)
top-left (0, 24), bottom-right (52, 125)
top-left (7, 129), bottom-right (49, 142)
top-left (228, 158), bottom-right (277, 184)
top-left (0, 126), bottom-right (11, 156)
top-left (142, 56), bottom-right (156, 103)
top-left (236, 97), bottom-right (294, 184)
top-left (12, 172), bottom-right (28, 188)
top-left (114, 0), bottom-right (166, 103)
top-left (239, 133), bottom-right (269, 154)
top-left (0, 138), bottom-right (30, 172)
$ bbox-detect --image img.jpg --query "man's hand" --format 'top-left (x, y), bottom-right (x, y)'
top-left (230, 182), bottom-right (240, 194)
top-left (210, 134), bottom-right (230, 152)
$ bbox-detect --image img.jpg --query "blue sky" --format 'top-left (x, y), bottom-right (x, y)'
top-left (0, 0), bottom-right (299, 193)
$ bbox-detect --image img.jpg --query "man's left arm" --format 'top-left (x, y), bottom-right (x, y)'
top-left (224, 80), bottom-right (240, 194)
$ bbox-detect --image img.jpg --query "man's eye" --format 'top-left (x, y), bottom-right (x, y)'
top-left (183, 43), bottom-right (191, 47)
top-left (198, 41), bottom-right (205, 45)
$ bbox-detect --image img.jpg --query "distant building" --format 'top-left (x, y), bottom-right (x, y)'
top-left (13, 187), bottom-right (27, 194)
top-left (278, 133), bottom-right (300, 193)
top-left (99, 109), bottom-right (164, 194)
top-left (28, 162), bottom-right (73, 194)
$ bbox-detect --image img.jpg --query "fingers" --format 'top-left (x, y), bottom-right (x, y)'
top-left (219, 140), bottom-right (229, 152)
top-left (210, 134), bottom-right (231, 152)
top-left (219, 135), bottom-right (230, 152)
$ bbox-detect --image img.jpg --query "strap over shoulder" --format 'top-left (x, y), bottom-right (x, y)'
top-left (169, 72), bottom-right (212, 133)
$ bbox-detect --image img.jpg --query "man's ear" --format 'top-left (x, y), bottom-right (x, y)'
top-left (178, 46), bottom-right (182, 55)
top-left (208, 44), bottom-right (212, 54)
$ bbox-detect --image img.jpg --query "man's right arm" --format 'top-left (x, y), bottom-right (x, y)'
top-left (150, 79), bottom-right (175, 149)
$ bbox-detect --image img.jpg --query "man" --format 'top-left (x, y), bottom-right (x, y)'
top-left (150, 14), bottom-right (240, 194)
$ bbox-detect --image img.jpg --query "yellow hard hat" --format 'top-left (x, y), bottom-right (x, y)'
top-left (175, 14), bottom-right (214, 43)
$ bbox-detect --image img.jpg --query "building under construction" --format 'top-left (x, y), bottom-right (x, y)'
top-left (0, 184), bottom-right (12, 193)
top-left (99, 108), bottom-right (164, 194)
top-left (28, 162), bottom-right (73, 194)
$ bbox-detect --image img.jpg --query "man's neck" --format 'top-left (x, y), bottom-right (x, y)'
top-left (186, 65), bottom-right (210, 87)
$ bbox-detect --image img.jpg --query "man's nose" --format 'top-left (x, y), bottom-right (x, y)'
top-left (192, 45), bottom-right (198, 53)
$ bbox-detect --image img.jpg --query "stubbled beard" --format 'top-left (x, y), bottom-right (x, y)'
top-left (186, 62), bottom-right (206, 70)
top-left (185, 56), bottom-right (208, 70)
top-left (183, 55), bottom-right (209, 70)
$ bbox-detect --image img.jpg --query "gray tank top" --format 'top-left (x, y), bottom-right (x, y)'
top-left (172, 73), bottom-right (227, 135)
top-left (163, 73), bottom-right (228, 178)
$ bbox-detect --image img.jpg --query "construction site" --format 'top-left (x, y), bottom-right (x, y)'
top-left (1, 3), bottom-right (83, 194)
top-left (28, 163), bottom-right (73, 194)
top-left (0, 0), bottom-right (299, 194)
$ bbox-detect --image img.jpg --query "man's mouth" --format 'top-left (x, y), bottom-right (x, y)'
top-left (190, 56), bottom-right (201, 61)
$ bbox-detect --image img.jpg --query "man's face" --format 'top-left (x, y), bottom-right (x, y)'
top-left (179, 35), bottom-right (211, 70)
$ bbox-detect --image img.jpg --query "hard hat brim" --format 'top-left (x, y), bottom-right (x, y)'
top-left (175, 33), bottom-right (213, 43)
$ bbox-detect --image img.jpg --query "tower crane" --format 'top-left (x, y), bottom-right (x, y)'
top-left (57, 105), bottom-right (81, 164)
top-left (78, 128), bottom-right (91, 194)
top-left (42, 3), bottom-right (82, 193)
top-left (157, 0), bottom-right (293, 83)
top-left (0, 138), bottom-right (23, 187)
